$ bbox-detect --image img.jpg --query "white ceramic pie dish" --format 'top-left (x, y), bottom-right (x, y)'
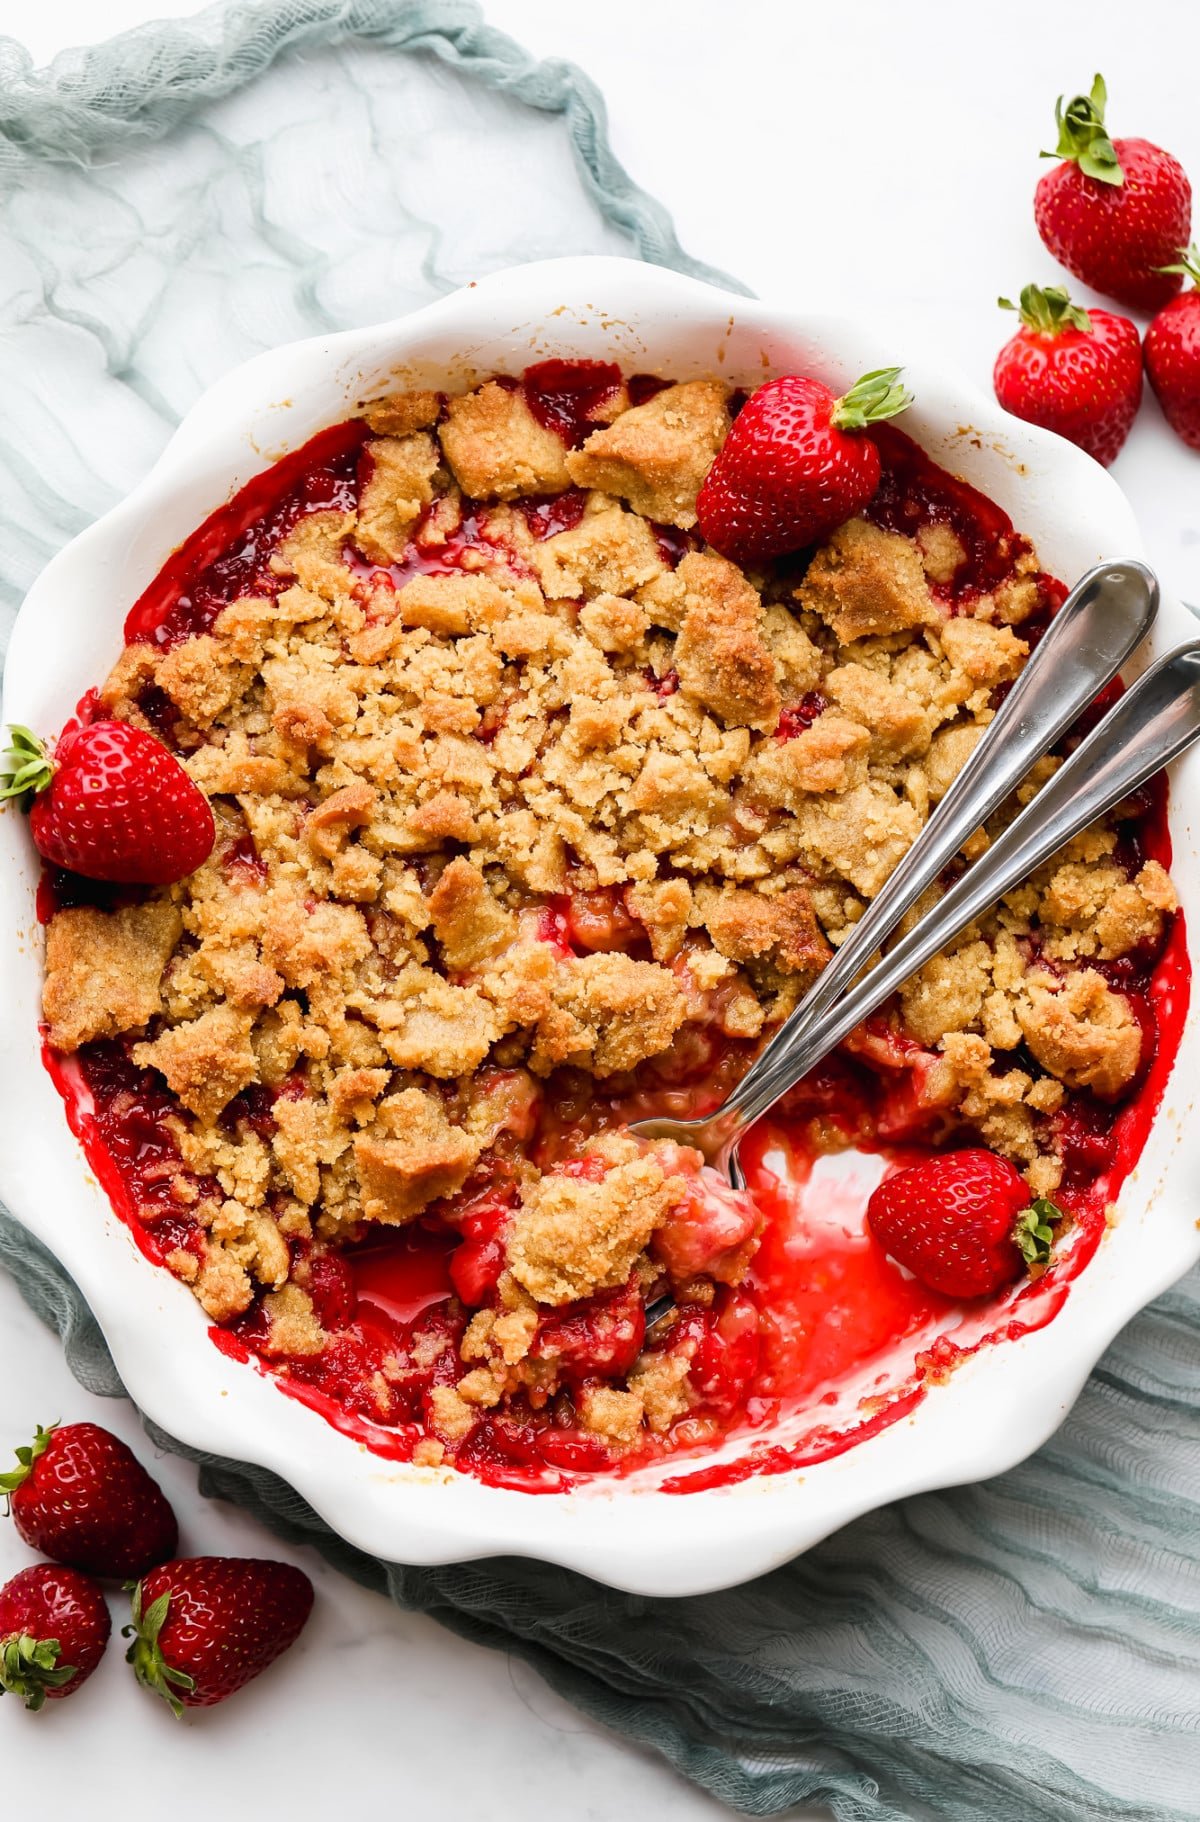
top-left (1, 255), bottom-right (1196, 1597)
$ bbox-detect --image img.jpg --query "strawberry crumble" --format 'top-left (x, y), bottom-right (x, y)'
top-left (33, 359), bottom-right (1187, 1490)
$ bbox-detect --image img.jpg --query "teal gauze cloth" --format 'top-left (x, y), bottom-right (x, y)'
top-left (1, 7), bottom-right (1197, 1817)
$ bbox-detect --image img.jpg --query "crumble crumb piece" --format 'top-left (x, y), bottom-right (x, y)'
top-left (43, 902), bottom-right (182, 1051)
top-left (629, 1346), bottom-right (693, 1433)
top-left (329, 1065), bottom-right (392, 1125)
top-left (439, 380), bottom-right (571, 499)
top-left (1017, 968), bottom-right (1144, 1098)
top-left (192, 1248), bottom-right (255, 1322)
top-left (745, 716), bottom-right (870, 802)
top-left (456, 1367), bottom-right (502, 1409)
top-left (306, 780), bottom-right (378, 857)
top-left (260, 1282), bottom-right (326, 1356)
top-left (355, 433), bottom-right (440, 565)
top-left (939, 617), bottom-right (1028, 688)
top-left (1094, 861), bottom-right (1174, 960)
top-left (165, 1247), bottom-right (199, 1284)
top-left (1133, 858), bottom-right (1177, 914)
top-left (824, 663), bottom-right (934, 760)
top-left (506, 1148), bottom-right (674, 1304)
top-left (794, 517), bottom-right (942, 641)
top-left (207, 1199), bottom-right (290, 1288)
top-left (271, 1093), bottom-right (352, 1204)
top-left (370, 965), bottom-right (501, 1076)
top-left (795, 781), bottom-right (924, 898)
top-left (762, 605), bottom-right (823, 700)
top-left (673, 551), bottom-right (781, 731)
top-left (637, 569), bottom-right (686, 632)
top-left (133, 1005), bottom-right (259, 1126)
top-left (579, 591), bottom-right (650, 654)
top-left (428, 1384), bottom-right (479, 1443)
top-left (578, 1383), bottom-right (645, 1447)
top-left (98, 643), bottom-right (162, 724)
top-left (353, 1087), bottom-right (484, 1224)
top-left (901, 941), bottom-right (993, 1047)
top-left (492, 607), bottom-right (572, 661)
top-left (492, 1302), bottom-right (539, 1365)
top-left (156, 634), bottom-right (250, 728)
top-left (428, 858), bottom-right (517, 972)
top-left (627, 748), bottom-right (724, 820)
top-left (532, 502), bottom-right (665, 600)
top-left (696, 885), bottom-right (832, 977)
top-left (566, 380), bottom-right (730, 528)
top-left (363, 389), bottom-right (442, 437)
top-left (979, 547), bottom-right (1044, 625)
top-left (917, 522), bottom-right (966, 585)
top-left (269, 509), bottom-right (356, 602)
top-left (394, 571), bottom-right (517, 636)
top-left (924, 724), bottom-right (984, 801)
top-left (261, 889), bottom-right (372, 991)
top-left (626, 877), bottom-right (693, 961)
top-left (532, 952), bottom-right (688, 1076)
top-left (465, 1300), bottom-right (538, 1371)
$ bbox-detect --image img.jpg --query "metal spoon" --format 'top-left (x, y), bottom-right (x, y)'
top-left (631, 562), bottom-right (1180, 1185)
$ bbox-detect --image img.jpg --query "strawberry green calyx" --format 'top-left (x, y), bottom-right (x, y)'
top-left (1014, 1198), bottom-right (1064, 1272)
top-left (0, 1634), bottom-right (77, 1711)
top-left (829, 367), bottom-right (913, 432)
top-left (0, 1422), bottom-right (56, 1513)
top-left (999, 284), bottom-right (1092, 337)
top-left (1042, 73), bottom-right (1123, 187)
top-left (123, 1584), bottom-right (195, 1718)
top-left (0, 726), bottom-right (54, 807)
top-left (1156, 242), bottom-right (1200, 287)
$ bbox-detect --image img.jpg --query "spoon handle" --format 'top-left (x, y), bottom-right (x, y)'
top-left (724, 638), bottom-right (1200, 1135)
top-left (733, 558), bottom-right (1158, 1112)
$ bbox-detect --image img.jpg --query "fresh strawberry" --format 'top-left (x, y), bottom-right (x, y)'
top-left (1035, 74), bottom-right (1191, 313)
top-left (1, 1421), bottom-right (178, 1580)
top-left (1144, 244), bottom-right (1200, 448)
top-left (0, 718), bottom-right (214, 884)
top-left (696, 368), bottom-right (912, 564)
top-left (866, 1147), bottom-right (1063, 1300)
top-left (0, 1564), bottom-right (111, 1710)
top-left (993, 284), bottom-right (1142, 465)
top-left (125, 1557), bottom-right (314, 1713)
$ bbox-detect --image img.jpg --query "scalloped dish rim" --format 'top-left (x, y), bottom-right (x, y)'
top-left (0, 256), bottom-right (1196, 1597)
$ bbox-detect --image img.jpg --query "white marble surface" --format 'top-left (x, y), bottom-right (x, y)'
top-left (3, 0), bottom-right (1200, 1813)
top-left (0, 1291), bottom-right (734, 1816)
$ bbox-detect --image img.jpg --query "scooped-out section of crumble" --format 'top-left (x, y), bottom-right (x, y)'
top-left (37, 360), bottom-right (1183, 1486)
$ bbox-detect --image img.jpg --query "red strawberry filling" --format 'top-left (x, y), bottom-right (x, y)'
top-left (649, 1149), bottom-right (762, 1283)
top-left (530, 1278), bottom-right (647, 1380)
top-left (522, 359), bottom-right (624, 446)
top-left (448, 1205), bottom-right (513, 1307)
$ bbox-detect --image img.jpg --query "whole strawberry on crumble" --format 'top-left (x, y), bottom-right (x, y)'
top-left (25, 358), bottom-right (1186, 1490)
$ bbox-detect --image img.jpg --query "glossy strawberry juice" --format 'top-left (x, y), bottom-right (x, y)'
top-left (40, 369), bottom-right (1190, 1494)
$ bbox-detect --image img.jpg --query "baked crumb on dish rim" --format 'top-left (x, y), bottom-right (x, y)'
top-left (2, 260), bottom-right (1194, 1596)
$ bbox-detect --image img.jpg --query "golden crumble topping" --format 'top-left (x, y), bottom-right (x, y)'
top-left (39, 363), bottom-right (1180, 1468)
top-left (564, 380), bottom-right (731, 528)
top-left (44, 902), bottom-right (181, 1051)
